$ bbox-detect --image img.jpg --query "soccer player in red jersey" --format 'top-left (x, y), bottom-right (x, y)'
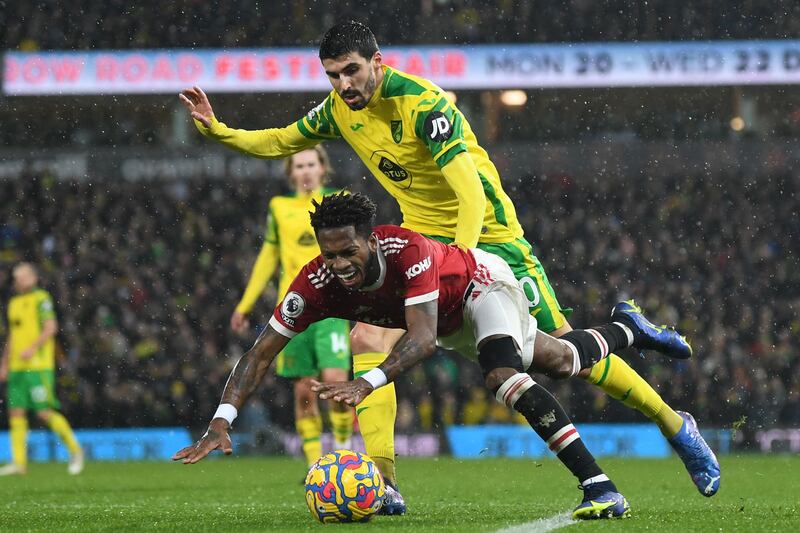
top-left (174, 193), bottom-right (699, 519)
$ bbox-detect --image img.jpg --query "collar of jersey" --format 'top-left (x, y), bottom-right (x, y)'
top-left (292, 187), bottom-right (324, 200)
top-left (361, 238), bottom-right (387, 292)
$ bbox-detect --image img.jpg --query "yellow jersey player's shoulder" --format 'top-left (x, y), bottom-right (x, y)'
top-left (295, 91), bottom-right (343, 141)
top-left (382, 67), bottom-right (468, 168)
top-left (34, 289), bottom-right (56, 320)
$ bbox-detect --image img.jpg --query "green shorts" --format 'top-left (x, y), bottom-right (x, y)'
top-left (7, 370), bottom-right (60, 412)
top-left (427, 235), bottom-right (571, 333)
top-left (275, 318), bottom-right (351, 378)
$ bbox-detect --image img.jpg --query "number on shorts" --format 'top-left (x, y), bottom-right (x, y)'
top-left (330, 332), bottom-right (348, 354)
top-left (31, 385), bottom-right (48, 403)
top-left (518, 276), bottom-right (540, 307)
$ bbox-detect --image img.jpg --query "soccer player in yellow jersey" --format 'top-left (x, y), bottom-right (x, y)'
top-left (229, 146), bottom-right (354, 471)
top-left (179, 21), bottom-right (720, 502)
top-left (0, 263), bottom-right (83, 476)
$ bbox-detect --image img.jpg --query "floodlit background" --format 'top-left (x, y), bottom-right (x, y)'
top-left (1, 1), bottom-right (799, 463)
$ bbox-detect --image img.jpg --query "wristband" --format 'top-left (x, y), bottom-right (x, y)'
top-left (361, 368), bottom-right (388, 389)
top-left (213, 403), bottom-right (238, 426)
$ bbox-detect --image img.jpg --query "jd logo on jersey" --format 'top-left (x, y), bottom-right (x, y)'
top-left (424, 111), bottom-right (453, 142)
top-left (390, 120), bottom-right (403, 143)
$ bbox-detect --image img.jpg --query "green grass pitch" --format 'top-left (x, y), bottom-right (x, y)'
top-left (0, 455), bottom-right (795, 531)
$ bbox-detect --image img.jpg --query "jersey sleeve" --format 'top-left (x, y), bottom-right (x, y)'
top-left (264, 202), bottom-right (278, 245)
top-left (396, 235), bottom-right (440, 306)
top-left (37, 292), bottom-right (56, 322)
top-left (413, 93), bottom-right (468, 168)
top-left (268, 267), bottom-right (326, 338)
top-left (195, 116), bottom-right (319, 159)
top-left (294, 94), bottom-right (343, 141)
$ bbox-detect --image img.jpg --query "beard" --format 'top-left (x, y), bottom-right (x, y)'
top-left (342, 70), bottom-right (377, 110)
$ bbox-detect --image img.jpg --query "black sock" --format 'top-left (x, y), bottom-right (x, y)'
top-left (512, 381), bottom-right (609, 485)
top-left (560, 323), bottom-right (632, 369)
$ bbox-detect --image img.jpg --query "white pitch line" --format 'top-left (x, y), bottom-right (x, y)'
top-left (493, 511), bottom-right (577, 533)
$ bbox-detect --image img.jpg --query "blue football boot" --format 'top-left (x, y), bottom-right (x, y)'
top-left (378, 482), bottom-right (407, 516)
top-left (668, 411), bottom-right (721, 497)
top-left (611, 300), bottom-right (692, 359)
top-left (572, 482), bottom-right (631, 520)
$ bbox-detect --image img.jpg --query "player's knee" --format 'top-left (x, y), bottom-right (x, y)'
top-left (320, 367), bottom-right (348, 383)
top-left (478, 336), bottom-right (523, 385)
top-left (35, 409), bottom-right (53, 423)
top-left (541, 346), bottom-right (574, 380)
top-left (349, 323), bottom-right (384, 354)
top-left (483, 367), bottom-right (519, 391)
top-left (294, 378), bottom-right (317, 407)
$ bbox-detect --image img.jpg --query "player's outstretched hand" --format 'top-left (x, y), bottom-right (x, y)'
top-left (230, 311), bottom-right (250, 334)
top-left (312, 378), bottom-right (374, 406)
top-left (172, 418), bottom-right (232, 464)
top-left (179, 86), bottom-right (215, 128)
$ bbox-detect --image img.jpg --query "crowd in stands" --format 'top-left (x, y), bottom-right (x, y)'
top-left (2, 164), bottom-right (798, 439)
top-left (4, 1), bottom-right (800, 50)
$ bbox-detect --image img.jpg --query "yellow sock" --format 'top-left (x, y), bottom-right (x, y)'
top-left (10, 415), bottom-right (28, 468)
top-left (46, 412), bottom-right (81, 455)
top-left (296, 415), bottom-right (323, 467)
top-left (329, 408), bottom-right (354, 448)
top-left (353, 352), bottom-right (397, 486)
top-left (585, 354), bottom-right (684, 437)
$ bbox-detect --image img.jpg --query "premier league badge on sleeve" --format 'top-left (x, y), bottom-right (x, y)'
top-left (281, 291), bottom-right (306, 321)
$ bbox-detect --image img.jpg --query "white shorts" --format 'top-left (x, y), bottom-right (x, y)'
top-left (437, 248), bottom-right (537, 370)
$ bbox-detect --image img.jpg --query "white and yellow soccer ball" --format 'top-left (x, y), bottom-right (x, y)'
top-left (304, 450), bottom-right (385, 523)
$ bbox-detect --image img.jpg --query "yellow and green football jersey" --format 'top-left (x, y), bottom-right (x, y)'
top-left (267, 187), bottom-right (337, 299)
top-left (7, 288), bottom-right (56, 372)
top-left (199, 65), bottom-right (523, 244)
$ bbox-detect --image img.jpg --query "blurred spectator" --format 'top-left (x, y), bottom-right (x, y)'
top-left (4, 1), bottom-right (800, 51)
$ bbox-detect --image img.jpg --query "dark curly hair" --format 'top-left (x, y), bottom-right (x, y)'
top-left (310, 191), bottom-right (376, 238)
top-left (318, 21), bottom-right (379, 61)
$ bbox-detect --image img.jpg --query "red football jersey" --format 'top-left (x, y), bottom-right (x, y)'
top-left (269, 225), bottom-right (477, 337)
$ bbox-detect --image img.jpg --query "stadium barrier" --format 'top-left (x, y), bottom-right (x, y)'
top-left (275, 432), bottom-right (441, 458)
top-left (0, 428), bottom-right (192, 462)
top-left (0, 425), bottom-right (763, 462)
top-left (446, 425), bottom-right (737, 458)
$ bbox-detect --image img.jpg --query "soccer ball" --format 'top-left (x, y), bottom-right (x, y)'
top-left (304, 450), bottom-right (385, 523)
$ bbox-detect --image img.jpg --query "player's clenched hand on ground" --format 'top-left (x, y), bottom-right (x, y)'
top-left (179, 86), bottom-right (215, 128)
top-left (172, 418), bottom-right (233, 464)
top-left (311, 378), bottom-right (373, 406)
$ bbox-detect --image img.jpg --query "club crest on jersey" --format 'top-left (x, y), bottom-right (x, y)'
top-left (424, 111), bottom-right (453, 142)
top-left (281, 291), bottom-right (305, 320)
top-left (391, 120), bottom-right (403, 143)
top-left (405, 256), bottom-right (431, 279)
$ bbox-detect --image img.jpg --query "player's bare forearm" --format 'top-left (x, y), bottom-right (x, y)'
top-left (219, 325), bottom-right (289, 409)
top-left (378, 301), bottom-right (438, 382)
